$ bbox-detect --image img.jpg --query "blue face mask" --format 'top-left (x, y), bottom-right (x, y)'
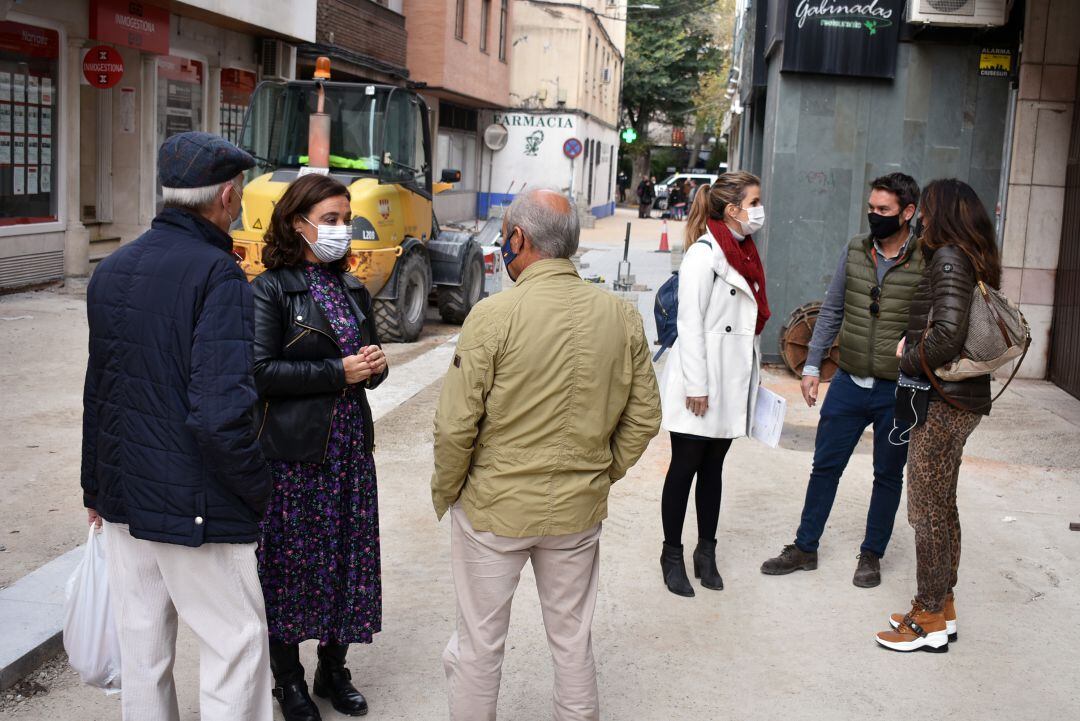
top-left (501, 227), bottom-right (519, 279)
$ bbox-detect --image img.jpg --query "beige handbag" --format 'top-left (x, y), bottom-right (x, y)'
top-left (919, 256), bottom-right (1031, 412)
top-left (934, 279), bottom-right (1030, 381)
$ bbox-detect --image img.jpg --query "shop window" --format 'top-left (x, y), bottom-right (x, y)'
top-left (0, 21), bottom-right (60, 227)
top-left (437, 132), bottom-right (476, 192)
top-left (219, 68), bottom-right (256, 145)
top-left (156, 55), bottom-right (203, 207)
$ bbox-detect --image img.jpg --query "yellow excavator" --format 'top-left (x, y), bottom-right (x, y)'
top-left (230, 58), bottom-right (487, 341)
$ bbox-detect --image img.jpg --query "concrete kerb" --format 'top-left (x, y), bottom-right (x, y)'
top-left (0, 546), bottom-right (82, 690)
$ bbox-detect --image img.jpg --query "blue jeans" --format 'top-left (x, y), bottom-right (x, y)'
top-left (794, 370), bottom-right (908, 557)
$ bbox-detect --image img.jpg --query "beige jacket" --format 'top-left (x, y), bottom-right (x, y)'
top-left (431, 258), bottom-right (662, 537)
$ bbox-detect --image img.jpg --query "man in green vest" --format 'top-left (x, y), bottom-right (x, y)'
top-left (761, 173), bottom-right (923, 588)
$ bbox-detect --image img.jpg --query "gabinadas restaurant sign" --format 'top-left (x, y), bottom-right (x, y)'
top-left (782, 0), bottom-right (902, 79)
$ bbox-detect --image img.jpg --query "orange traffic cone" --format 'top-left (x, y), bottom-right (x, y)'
top-left (658, 220), bottom-right (670, 253)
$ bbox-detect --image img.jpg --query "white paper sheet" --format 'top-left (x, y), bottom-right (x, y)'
top-left (13, 135), bottom-right (24, 165)
top-left (28, 76), bottom-right (39, 105)
top-left (27, 165), bottom-right (38, 194)
top-left (27, 106), bottom-right (38, 136)
top-left (0, 73), bottom-right (10, 102)
top-left (41, 137), bottom-right (51, 165)
top-left (13, 73), bottom-right (25, 103)
top-left (0, 105), bottom-right (10, 134)
top-left (13, 105), bottom-right (24, 134)
top-left (41, 107), bottom-right (52, 136)
top-left (0, 135), bottom-right (10, 164)
top-left (41, 77), bottom-right (53, 106)
top-left (40, 164), bottom-right (51, 192)
top-left (13, 166), bottom-right (24, 195)
top-left (28, 136), bottom-right (38, 165)
top-left (750, 386), bottom-right (787, 449)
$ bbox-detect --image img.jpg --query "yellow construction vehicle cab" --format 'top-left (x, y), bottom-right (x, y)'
top-left (231, 63), bottom-right (486, 341)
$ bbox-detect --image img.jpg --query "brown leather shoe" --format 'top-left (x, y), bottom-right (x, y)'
top-left (877, 602), bottom-right (949, 653)
top-left (853, 551), bottom-right (881, 588)
top-left (892, 592), bottom-right (956, 640)
top-left (760, 544), bottom-right (818, 575)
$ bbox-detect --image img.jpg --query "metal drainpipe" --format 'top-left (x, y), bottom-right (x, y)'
top-left (995, 78), bottom-right (1020, 244)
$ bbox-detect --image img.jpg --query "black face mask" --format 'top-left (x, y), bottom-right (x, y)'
top-left (867, 212), bottom-right (903, 240)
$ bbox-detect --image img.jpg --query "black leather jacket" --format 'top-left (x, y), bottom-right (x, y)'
top-left (900, 244), bottom-right (992, 414)
top-left (251, 265), bottom-right (388, 462)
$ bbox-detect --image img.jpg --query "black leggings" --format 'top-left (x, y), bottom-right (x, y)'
top-left (661, 433), bottom-right (732, 546)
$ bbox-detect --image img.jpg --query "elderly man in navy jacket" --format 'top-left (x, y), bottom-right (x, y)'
top-left (82, 132), bottom-right (273, 721)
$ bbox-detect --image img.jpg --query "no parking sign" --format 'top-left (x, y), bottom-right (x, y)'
top-left (563, 137), bottom-right (583, 160)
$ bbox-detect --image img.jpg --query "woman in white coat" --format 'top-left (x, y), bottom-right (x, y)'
top-left (659, 172), bottom-right (771, 597)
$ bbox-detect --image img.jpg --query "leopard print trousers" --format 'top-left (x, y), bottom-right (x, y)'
top-left (906, 400), bottom-right (982, 612)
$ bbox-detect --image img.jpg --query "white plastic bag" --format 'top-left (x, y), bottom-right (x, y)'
top-left (63, 525), bottom-right (122, 692)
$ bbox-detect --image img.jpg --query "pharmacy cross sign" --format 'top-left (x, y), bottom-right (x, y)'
top-left (83, 45), bottom-right (125, 89)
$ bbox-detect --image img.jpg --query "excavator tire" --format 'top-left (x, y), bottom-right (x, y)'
top-left (373, 250), bottom-right (429, 343)
top-left (437, 243), bottom-right (484, 324)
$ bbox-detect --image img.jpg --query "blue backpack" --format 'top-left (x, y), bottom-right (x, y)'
top-left (652, 239), bottom-right (712, 362)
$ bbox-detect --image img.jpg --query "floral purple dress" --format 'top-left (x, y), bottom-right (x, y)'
top-left (257, 263), bottom-right (381, 646)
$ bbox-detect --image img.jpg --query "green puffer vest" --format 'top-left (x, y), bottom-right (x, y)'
top-left (837, 234), bottom-right (924, 381)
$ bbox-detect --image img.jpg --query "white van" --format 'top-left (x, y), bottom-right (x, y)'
top-left (655, 171), bottom-right (721, 208)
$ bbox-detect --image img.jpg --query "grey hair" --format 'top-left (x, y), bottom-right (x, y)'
top-left (161, 180), bottom-right (234, 210)
top-left (504, 188), bottom-right (580, 259)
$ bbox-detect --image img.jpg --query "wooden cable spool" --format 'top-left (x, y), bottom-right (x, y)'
top-left (778, 301), bottom-right (841, 381)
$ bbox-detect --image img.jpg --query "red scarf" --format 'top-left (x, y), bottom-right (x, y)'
top-left (706, 218), bottom-right (771, 335)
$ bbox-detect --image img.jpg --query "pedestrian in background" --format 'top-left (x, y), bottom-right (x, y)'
top-left (761, 173), bottom-right (923, 588)
top-left (668, 181), bottom-right (684, 221)
top-left (252, 174), bottom-right (388, 721)
top-left (659, 172), bottom-right (770, 597)
top-left (81, 132), bottom-right (273, 721)
top-left (431, 189), bottom-right (661, 720)
top-left (876, 179), bottom-right (1001, 653)
top-left (637, 175), bottom-right (656, 218)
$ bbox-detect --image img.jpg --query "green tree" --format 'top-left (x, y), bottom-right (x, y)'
top-left (621, 0), bottom-right (728, 186)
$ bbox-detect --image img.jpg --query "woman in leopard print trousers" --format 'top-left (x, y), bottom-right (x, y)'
top-left (876, 179), bottom-right (1002, 653)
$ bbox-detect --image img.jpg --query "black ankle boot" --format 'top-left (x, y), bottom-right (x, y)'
top-left (660, 542), bottom-right (695, 597)
top-left (313, 647), bottom-right (368, 717)
top-left (272, 681), bottom-right (322, 721)
top-left (693, 539), bottom-right (724, 590)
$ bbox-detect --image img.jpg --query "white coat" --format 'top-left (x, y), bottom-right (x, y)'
top-left (660, 230), bottom-right (761, 439)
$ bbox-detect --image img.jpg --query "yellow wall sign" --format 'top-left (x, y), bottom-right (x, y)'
top-left (980, 48), bottom-right (1013, 77)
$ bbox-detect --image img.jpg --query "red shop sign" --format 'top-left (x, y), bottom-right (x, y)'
top-left (0, 21), bottom-right (60, 59)
top-left (83, 45), bottom-right (125, 89)
top-left (90, 0), bottom-right (170, 55)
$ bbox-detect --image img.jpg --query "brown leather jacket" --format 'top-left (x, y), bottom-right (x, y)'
top-left (900, 244), bottom-right (992, 414)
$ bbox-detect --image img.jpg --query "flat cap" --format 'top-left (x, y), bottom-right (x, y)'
top-left (158, 131), bottom-right (255, 189)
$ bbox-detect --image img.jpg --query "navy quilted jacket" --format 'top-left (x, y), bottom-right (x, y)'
top-left (81, 207), bottom-right (272, 546)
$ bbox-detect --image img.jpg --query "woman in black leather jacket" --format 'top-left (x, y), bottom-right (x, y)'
top-left (251, 174), bottom-right (388, 721)
top-left (876, 179), bottom-right (1001, 654)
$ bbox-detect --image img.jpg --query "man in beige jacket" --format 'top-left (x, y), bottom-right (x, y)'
top-left (432, 189), bottom-right (661, 721)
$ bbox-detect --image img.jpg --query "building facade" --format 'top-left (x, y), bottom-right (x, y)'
top-left (725, 0), bottom-right (1080, 395)
top-left (0, 0), bottom-right (316, 291)
top-left (403, 0), bottom-right (513, 223)
top-left (479, 0), bottom-right (625, 219)
top-left (298, 0), bottom-right (408, 84)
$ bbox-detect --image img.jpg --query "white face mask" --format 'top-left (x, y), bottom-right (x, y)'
top-left (737, 205), bottom-right (765, 236)
top-left (300, 216), bottom-right (351, 263)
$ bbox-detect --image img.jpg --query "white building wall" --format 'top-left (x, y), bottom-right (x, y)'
top-left (480, 110), bottom-right (617, 218)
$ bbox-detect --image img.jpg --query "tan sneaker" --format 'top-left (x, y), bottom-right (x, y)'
top-left (877, 603), bottom-right (949, 653)
top-left (891, 593), bottom-right (957, 640)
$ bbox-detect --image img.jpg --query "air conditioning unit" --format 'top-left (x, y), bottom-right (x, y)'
top-left (260, 39), bottom-right (297, 81)
top-left (601, 68), bottom-right (612, 84)
top-left (908, 0), bottom-right (1009, 27)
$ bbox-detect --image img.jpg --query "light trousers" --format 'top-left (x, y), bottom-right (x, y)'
top-left (103, 522), bottom-right (272, 721)
top-left (443, 506), bottom-right (602, 721)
